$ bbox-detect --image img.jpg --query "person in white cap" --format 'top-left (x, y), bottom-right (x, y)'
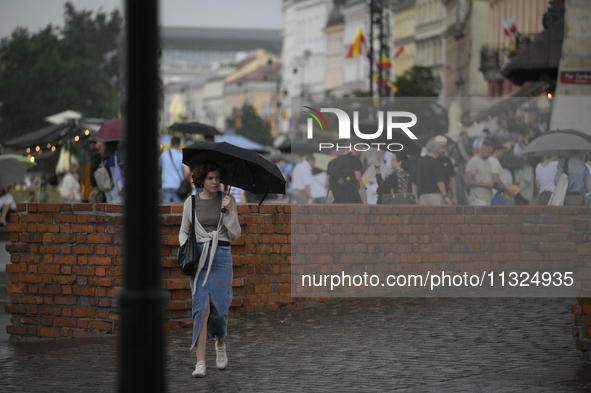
top-left (434, 135), bottom-right (458, 205)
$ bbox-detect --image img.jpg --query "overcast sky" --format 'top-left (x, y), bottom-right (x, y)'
top-left (0, 0), bottom-right (283, 39)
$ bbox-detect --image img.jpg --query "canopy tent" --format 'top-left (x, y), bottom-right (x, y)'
top-left (501, 18), bottom-right (563, 86)
top-left (1, 118), bottom-right (106, 159)
top-left (469, 81), bottom-right (549, 124)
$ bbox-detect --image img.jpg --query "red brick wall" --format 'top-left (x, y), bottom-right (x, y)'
top-left (4, 203), bottom-right (591, 362)
top-left (572, 218), bottom-right (591, 362)
top-left (4, 203), bottom-right (293, 339)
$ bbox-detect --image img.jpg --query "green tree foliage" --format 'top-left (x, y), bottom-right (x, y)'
top-left (225, 103), bottom-right (273, 147)
top-left (62, 3), bottom-right (122, 83)
top-left (393, 66), bottom-right (439, 98)
top-left (0, 2), bottom-right (121, 142)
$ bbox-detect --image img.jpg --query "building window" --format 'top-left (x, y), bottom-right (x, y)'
top-left (261, 101), bottom-right (272, 117)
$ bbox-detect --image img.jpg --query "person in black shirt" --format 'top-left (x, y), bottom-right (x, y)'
top-left (411, 141), bottom-right (451, 205)
top-left (375, 154), bottom-right (411, 204)
top-left (326, 150), bottom-right (367, 204)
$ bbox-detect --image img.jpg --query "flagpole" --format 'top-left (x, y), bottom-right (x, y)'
top-left (377, 0), bottom-right (384, 97)
top-left (368, 0), bottom-right (374, 99)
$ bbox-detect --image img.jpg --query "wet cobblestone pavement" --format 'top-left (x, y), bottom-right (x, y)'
top-left (1, 297), bottom-right (590, 392)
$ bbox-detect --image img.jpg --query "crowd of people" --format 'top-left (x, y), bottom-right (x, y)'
top-left (283, 128), bottom-right (591, 207)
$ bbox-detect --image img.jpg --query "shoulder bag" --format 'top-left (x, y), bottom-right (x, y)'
top-left (94, 160), bottom-right (114, 192)
top-left (548, 158), bottom-right (569, 206)
top-left (382, 184), bottom-right (415, 205)
top-left (177, 195), bottom-right (200, 276)
top-left (170, 151), bottom-right (191, 199)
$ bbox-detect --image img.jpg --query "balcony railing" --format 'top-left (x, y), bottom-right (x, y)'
top-left (479, 34), bottom-right (538, 82)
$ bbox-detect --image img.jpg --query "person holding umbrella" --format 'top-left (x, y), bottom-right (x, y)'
top-left (554, 150), bottom-right (591, 206)
top-left (179, 160), bottom-right (241, 378)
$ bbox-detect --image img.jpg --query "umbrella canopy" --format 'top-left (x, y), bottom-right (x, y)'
top-left (0, 154), bottom-right (36, 169)
top-left (550, 129), bottom-right (591, 145)
top-left (0, 158), bottom-right (26, 190)
top-left (182, 142), bottom-right (285, 196)
top-left (521, 132), bottom-right (591, 157)
top-left (95, 119), bottom-right (122, 142)
top-left (168, 122), bottom-right (221, 136)
top-left (215, 134), bottom-right (269, 154)
top-left (44, 110), bottom-right (82, 125)
top-left (278, 141), bottom-right (318, 154)
top-left (499, 152), bottom-right (527, 169)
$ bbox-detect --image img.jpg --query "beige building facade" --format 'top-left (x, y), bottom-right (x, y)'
top-left (391, 0), bottom-right (416, 78)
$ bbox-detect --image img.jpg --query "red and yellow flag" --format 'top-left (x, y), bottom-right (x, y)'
top-left (393, 46), bottom-right (405, 59)
top-left (372, 74), bottom-right (399, 94)
top-left (346, 29), bottom-right (365, 58)
top-left (376, 57), bottom-right (391, 70)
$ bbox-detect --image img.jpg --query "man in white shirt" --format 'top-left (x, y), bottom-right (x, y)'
top-left (291, 155), bottom-right (316, 204)
top-left (465, 139), bottom-right (495, 205)
top-left (488, 143), bottom-right (516, 200)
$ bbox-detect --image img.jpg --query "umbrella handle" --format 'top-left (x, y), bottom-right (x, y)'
top-left (258, 193), bottom-right (268, 206)
top-left (221, 185), bottom-right (232, 213)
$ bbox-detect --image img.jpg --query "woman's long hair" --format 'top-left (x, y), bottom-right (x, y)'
top-left (101, 141), bottom-right (120, 160)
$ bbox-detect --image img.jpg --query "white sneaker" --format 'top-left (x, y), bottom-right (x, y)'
top-left (192, 361), bottom-right (206, 378)
top-left (215, 342), bottom-right (228, 370)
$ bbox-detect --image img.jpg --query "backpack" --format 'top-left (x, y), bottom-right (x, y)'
top-left (94, 160), bottom-right (114, 192)
top-left (328, 155), bottom-right (357, 193)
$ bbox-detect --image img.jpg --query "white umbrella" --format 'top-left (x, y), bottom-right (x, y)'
top-left (55, 147), bottom-right (79, 175)
top-left (0, 158), bottom-right (26, 190)
top-left (521, 132), bottom-right (591, 157)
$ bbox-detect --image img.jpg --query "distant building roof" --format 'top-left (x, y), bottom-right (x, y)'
top-left (232, 56), bottom-right (256, 69)
top-left (164, 70), bottom-right (217, 93)
top-left (230, 63), bottom-right (282, 84)
top-left (160, 26), bottom-right (282, 54)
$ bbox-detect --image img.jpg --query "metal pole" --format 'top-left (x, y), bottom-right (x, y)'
top-left (378, 1), bottom-right (384, 97)
top-left (368, 0), bottom-right (374, 98)
top-left (119, 1), bottom-right (165, 392)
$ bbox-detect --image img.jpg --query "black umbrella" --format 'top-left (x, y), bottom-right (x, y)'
top-left (354, 120), bottom-right (422, 156)
top-left (499, 152), bottom-right (527, 169)
top-left (277, 141), bottom-right (318, 154)
top-left (168, 122), bottom-right (221, 136)
top-left (182, 142), bottom-right (286, 205)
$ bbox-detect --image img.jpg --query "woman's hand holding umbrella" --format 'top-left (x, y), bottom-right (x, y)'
top-left (222, 195), bottom-right (232, 214)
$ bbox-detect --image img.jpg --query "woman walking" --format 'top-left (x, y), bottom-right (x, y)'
top-left (102, 141), bottom-right (124, 203)
top-left (179, 160), bottom-right (241, 378)
top-left (535, 156), bottom-right (558, 205)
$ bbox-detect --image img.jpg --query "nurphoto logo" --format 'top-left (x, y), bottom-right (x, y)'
top-left (302, 106), bottom-right (418, 152)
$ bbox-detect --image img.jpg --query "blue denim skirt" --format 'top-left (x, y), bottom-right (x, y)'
top-left (189, 244), bottom-right (233, 349)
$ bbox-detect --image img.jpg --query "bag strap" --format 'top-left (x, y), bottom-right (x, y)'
top-left (169, 150), bottom-right (184, 183)
top-left (191, 195), bottom-right (196, 229)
